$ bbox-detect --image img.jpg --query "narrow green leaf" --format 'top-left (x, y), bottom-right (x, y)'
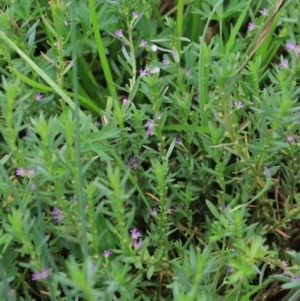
top-left (205, 199), bottom-right (220, 219)
top-left (147, 265), bottom-right (155, 280)
top-left (121, 46), bottom-right (132, 65)
top-left (10, 68), bottom-right (100, 114)
top-left (118, 55), bottom-right (133, 76)
top-left (0, 31), bottom-right (98, 132)
top-left (225, 0), bottom-right (252, 54)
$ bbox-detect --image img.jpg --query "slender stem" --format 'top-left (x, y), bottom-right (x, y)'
top-left (89, 0), bottom-right (118, 101)
top-left (127, 19), bottom-right (137, 92)
top-left (71, 0), bottom-right (88, 256)
top-left (176, 0), bottom-right (184, 51)
top-left (191, 0), bottom-right (203, 42)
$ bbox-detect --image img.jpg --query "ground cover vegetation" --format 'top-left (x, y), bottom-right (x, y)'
top-left (1, 0), bottom-right (300, 300)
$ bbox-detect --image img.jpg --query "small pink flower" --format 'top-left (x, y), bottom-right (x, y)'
top-left (294, 46), bottom-right (300, 56)
top-left (139, 69), bottom-right (147, 76)
top-left (146, 119), bottom-right (155, 136)
top-left (16, 168), bottom-right (25, 176)
top-left (146, 120), bottom-right (154, 128)
top-left (16, 167), bottom-right (36, 178)
top-left (175, 136), bottom-right (182, 145)
top-left (259, 8), bottom-right (268, 16)
top-left (32, 269), bottom-right (50, 281)
top-left (279, 59), bottom-right (288, 68)
top-left (130, 228), bottom-right (142, 239)
top-left (140, 39), bottom-right (147, 47)
top-left (150, 208), bottom-right (157, 216)
top-left (285, 41), bottom-right (296, 51)
top-left (115, 29), bottom-right (123, 38)
top-left (248, 22), bottom-right (256, 31)
top-left (103, 250), bottom-right (112, 257)
top-left (286, 134), bottom-right (295, 143)
top-left (123, 98), bottom-right (129, 105)
top-left (52, 207), bottom-right (63, 223)
top-left (132, 12), bottom-right (140, 18)
top-left (162, 58), bottom-right (169, 66)
top-left (234, 101), bottom-right (244, 109)
top-left (132, 240), bottom-right (142, 249)
top-left (34, 93), bottom-right (43, 101)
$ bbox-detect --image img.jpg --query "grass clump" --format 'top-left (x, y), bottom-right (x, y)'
top-left (1, 0), bottom-right (300, 300)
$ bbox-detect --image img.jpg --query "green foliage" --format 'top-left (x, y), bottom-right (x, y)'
top-left (0, 0), bottom-right (300, 300)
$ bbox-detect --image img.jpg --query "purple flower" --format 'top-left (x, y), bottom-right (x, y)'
top-left (16, 167), bottom-right (35, 178)
top-left (115, 29), bottom-right (123, 38)
top-left (150, 208), bottom-right (157, 216)
top-left (279, 59), bottom-right (288, 68)
top-left (146, 119), bottom-right (154, 127)
top-left (32, 268), bottom-right (50, 281)
top-left (234, 101), bottom-right (244, 109)
top-left (140, 39), bottom-right (147, 47)
top-left (52, 207), bottom-right (63, 223)
top-left (139, 69), bottom-right (147, 76)
top-left (285, 41), bottom-right (296, 51)
top-left (132, 240), bottom-right (142, 249)
top-left (294, 45), bottom-right (300, 56)
top-left (102, 250), bottom-right (112, 257)
top-left (147, 126), bottom-right (154, 136)
top-left (145, 119), bottom-right (155, 136)
top-left (175, 136), bottom-right (182, 145)
top-left (132, 12), bottom-right (140, 18)
top-left (259, 8), bottom-right (268, 16)
top-left (227, 267), bottom-right (233, 274)
top-left (123, 98), bottom-right (130, 105)
top-left (34, 93), bottom-right (43, 101)
top-left (162, 58), bottom-right (169, 66)
top-left (125, 156), bottom-right (140, 170)
top-left (16, 168), bottom-right (25, 176)
top-left (248, 22), bottom-right (256, 31)
top-left (286, 134), bottom-right (295, 143)
top-left (151, 44), bottom-right (158, 52)
top-left (130, 228), bottom-right (142, 239)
